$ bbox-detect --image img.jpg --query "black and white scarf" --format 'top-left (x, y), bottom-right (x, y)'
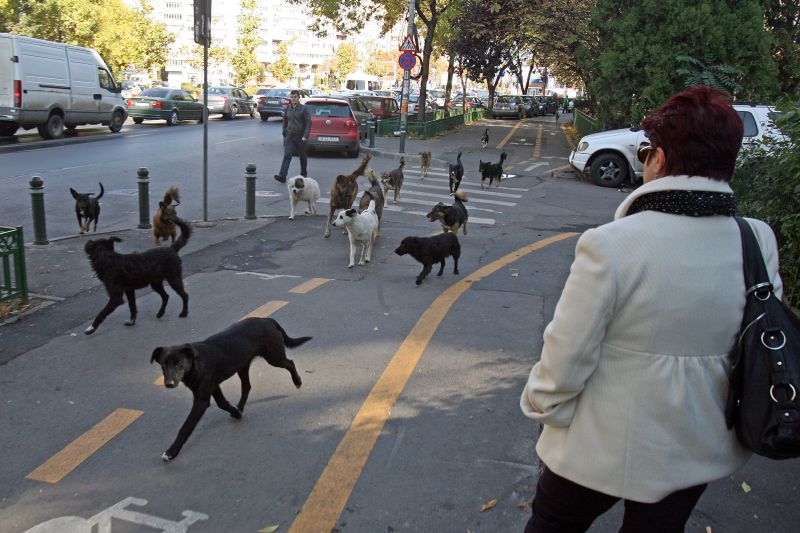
top-left (626, 190), bottom-right (737, 217)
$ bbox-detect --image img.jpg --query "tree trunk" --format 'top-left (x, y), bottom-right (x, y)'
top-left (416, 12), bottom-right (438, 121)
top-left (445, 53), bottom-right (455, 110)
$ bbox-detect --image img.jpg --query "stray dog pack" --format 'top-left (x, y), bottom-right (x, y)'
top-left (325, 155), bottom-right (372, 238)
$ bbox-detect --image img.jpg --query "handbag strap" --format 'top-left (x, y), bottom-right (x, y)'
top-left (734, 217), bottom-right (772, 294)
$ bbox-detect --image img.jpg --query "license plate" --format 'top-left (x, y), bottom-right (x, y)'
top-left (318, 136), bottom-right (339, 142)
top-left (136, 102), bottom-right (150, 107)
top-left (267, 99), bottom-right (280, 104)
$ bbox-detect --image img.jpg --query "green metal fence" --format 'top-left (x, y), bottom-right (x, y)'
top-left (375, 108), bottom-right (488, 139)
top-left (0, 226), bottom-right (28, 303)
top-left (572, 109), bottom-right (602, 138)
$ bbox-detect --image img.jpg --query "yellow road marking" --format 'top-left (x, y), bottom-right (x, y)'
top-left (548, 164), bottom-right (572, 174)
top-left (243, 300), bottom-right (289, 319)
top-left (286, 232), bottom-right (578, 533)
top-left (26, 408), bottom-right (143, 484)
top-left (289, 278), bottom-right (332, 294)
top-left (533, 124), bottom-right (543, 159)
top-left (496, 120), bottom-right (522, 150)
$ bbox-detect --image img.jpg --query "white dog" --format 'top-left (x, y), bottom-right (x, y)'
top-left (331, 199), bottom-right (378, 268)
top-left (287, 175), bottom-right (320, 220)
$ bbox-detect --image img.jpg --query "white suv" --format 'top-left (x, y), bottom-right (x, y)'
top-left (569, 104), bottom-right (782, 187)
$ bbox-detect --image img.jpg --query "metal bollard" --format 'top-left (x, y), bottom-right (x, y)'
top-left (245, 164), bottom-right (257, 220)
top-left (368, 119), bottom-right (375, 148)
top-left (137, 167), bottom-right (151, 229)
top-left (29, 176), bottom-right (49, 245)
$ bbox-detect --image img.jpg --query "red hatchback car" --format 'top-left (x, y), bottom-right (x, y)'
top-left (305, 97), bottom-right (361, 158)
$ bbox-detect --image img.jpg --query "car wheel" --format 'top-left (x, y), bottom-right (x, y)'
top-left (260, 113), bottom-right (269, 122)
top-left (0, 123), bottom-right (18, 136)
top-left (133, 118), bottom-right (144, 124)
top-left (109, 110), bottom-right (125, 132)
top-left (37, 113), bottom-right (65, 139)
top-left (227, 105), bottom-right (237, 120)
top-left (166, 110), bottom-right (178, 126)
top-left (347, 145), bottom-right (360, 158)
top-left (249, 106), bottom-right (257, 118)
top-left (590, 153), bottom-right (629, 188)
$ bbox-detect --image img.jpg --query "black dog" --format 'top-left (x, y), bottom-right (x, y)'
top-left (448, 152), bottom-right (464, 193)
top-left (83, 217), bottom-right (192, 335)
top-left (151, 317), bottom-right (311, 461)
top-left (70, 182), bottom-right (104, 234)
top-left (426, 190), bottom-right (469, 235)
top-left (479, 152), bottom-right (507, 188)
top-left (395, 233), bottom-right (461, 285)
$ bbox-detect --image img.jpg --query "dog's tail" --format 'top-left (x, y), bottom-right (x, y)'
top-left (95, 182), bottom-right (104, 200)
top-left (456, 152), bottom-right (462, 163)
top-left (367, 169), bottom-right (379, 186)
top-left (499, 152), bottom-right (507, 163)
top-left (163, 186), bottom-right (180, 206)
top-left (352, 154), bottom-right (372, 178)
top-left (272, 320), bottom-right (313, 348)
top-left (454, 190), bottom-right (468, 203)
top-left (171, 217), bottom-right (192, 252)
top-left (398, 156), bottom-right (405, 169)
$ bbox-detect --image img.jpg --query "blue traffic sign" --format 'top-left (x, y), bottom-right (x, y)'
top-left (398, 52), bottom-right (416, 71)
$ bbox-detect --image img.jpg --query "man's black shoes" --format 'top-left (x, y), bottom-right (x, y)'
top-left (274, 174), bottom-right (286, 184)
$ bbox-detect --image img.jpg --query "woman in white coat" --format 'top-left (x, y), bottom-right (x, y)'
top-left (520, 85), bottom-right (782, 532)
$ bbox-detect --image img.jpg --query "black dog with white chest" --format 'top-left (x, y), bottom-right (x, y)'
top-left (70, 182), bottom-right (104, 233)
top-left (395, 233), bottom-right (461, 285)
top-left (448, 152), bottom-right (464, 193)
top-left (151, 317), bottom-right (311, 461)
top-left (83, 217), bottom-right (191, 335)
top-left (426, 190), bottom-right (469, 235)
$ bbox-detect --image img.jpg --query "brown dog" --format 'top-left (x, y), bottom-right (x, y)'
top-left (325, 154), bottom-right (372, 238)
top-left (381, 157), bottom-right (405, 205)
top-left (359, 169), bottom-right (384, 236)
top-left (152, 186), bottom-right (181, 245)
top-left (418, 151), bottom-right (432, 179)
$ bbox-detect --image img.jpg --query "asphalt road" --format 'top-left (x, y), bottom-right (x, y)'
top-left (1, 115), bottom-right (797, 533)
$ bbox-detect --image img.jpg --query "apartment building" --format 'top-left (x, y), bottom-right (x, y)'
top-left (143, 0), bottom-right (404, 88)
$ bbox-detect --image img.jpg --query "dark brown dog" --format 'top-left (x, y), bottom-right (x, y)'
top-left (426, 190), bottom-right (469, 235)
top-left (83, 217), bottom-right (191, 335)
top-left (325, 154), bottom-right (372, 238)
top-left (151, 317), bottom-right (311, 461)
top-left (70, 182), bottom-right (104, 234)
top-left (152, 186), bottom-right (181, 245)
top-left (359, 169), bottom-right (384, 236)
top-left (418, 151), bottom-right (432, 179)
top-left (395, 233), bottom-right (461, 285)
top-left (381, 157), bottom-right (405, 205)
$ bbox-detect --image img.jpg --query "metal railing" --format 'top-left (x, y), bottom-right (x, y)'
top-left (0, 226), bottom-right (28, 303)
top-left (374, 108), bottom-right (488, 139)
top-left (572, 109), bottom-right (602, 138)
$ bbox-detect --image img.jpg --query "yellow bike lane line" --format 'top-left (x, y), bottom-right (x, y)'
top-left (286, 232), bottom-right (578, 533)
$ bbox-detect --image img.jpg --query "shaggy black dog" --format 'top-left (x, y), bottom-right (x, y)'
top-left (151, 317), bottom-right (311, 461)
top-left (395, 233), bottom-right (461, 285)
top-left (448, 152), bottom-right (464, 193)
top-left (70, 182), bottom-right (104, 234)
top-left (83, 217), bottom-right (192, 335)
top-left (426, 190), bottom-right (469, 235)
top-left (479, 152), bottom-right (507, 188)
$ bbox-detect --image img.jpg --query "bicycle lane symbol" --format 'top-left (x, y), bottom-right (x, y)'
top-left (23, 496), bottom-right (209, 533)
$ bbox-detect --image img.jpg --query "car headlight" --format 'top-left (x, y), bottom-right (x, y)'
top-left (577, 141), bottom-right (589, 152)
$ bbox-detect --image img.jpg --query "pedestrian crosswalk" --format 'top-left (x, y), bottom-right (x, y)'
top-left (315, 167), bottom-right (529, 227)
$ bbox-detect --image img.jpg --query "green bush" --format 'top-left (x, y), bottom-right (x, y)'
top-left (732, 100), bottom-right (800, 309)
top-left (181, 82), bottom-right (199, 99)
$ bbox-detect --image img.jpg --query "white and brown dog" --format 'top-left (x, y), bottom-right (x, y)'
top-left (287, 175), bottom-right (320, 220)
top-left (332, 199), bottom-right (378, 268)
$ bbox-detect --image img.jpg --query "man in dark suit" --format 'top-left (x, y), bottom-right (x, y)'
top-left (274, 90), bottom-right (311, 183)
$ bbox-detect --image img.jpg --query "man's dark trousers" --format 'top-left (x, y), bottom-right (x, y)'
top-left (279, 135), bottom-right (307, 178)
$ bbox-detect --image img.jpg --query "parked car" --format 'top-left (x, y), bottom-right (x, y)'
top-left (120, 80), bottom-right (141, 99)
top-left (304, 97), bottom-right (361, 157)
top-left (255, 87), bottom-right (309, 121)
top-left (536, 95), bottom-right (559, 115)
top-left (328, 93), bottom-right (372, 139)
top-left (569, 103), bottom-right (782, 188)
top-left (428, 89), bottom-right (446, 108)
top-left (126, 88), bottom-right (204, 126)
top-left (492, 95), bottom-right (525, 119)
top-left (359, 95), bottom-right (400, 119)
top-left (206, 86), bottom-right (256, 119)
top-left (407, 93), bottom-right (436, 114)
top-left (520, 95), bottom-right (541, 117)
top-left (449, 96), bottom-right (484, 110)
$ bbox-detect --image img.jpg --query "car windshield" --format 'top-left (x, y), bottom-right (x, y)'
top-left (140, 89), bottom-right (169, 98)
top-left (496, 96), bottom-right (514, 104)
top-left (265, 89), bottom-right (290, 96)
top-left (307, 103), bottom-right (352, 118)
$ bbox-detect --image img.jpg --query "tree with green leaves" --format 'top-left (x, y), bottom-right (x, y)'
top-left (231, 0), bottom-right (260, 86)
top-left (333, 42), bottom-right (358, 81)
top-left (271, 41), bottom-right (295, 83)
top-left (675, 54), bottom-right (742, 95)
top-left (763, 0), bottom-right (800, 97)
top-left (589, 0), bottom-right (778, 128)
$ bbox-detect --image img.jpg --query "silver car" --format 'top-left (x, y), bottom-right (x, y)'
top-left (206, 87), bottom-right (257, 119)
top-left (492, 95), bottom-right (525, 119)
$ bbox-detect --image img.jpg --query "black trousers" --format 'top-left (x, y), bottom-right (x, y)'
top-left (278, 136), bottom-right (307, 178)
top-left (524, 467), bottom-right (707, 533)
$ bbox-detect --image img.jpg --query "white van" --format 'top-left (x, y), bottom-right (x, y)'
top-left (0, 33), bottom-right (128, 139)
top-left (343, 72), bottom-right (381, 92)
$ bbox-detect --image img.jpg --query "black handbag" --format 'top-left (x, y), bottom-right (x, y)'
top-left (725, 217), bottom-right (800, 459)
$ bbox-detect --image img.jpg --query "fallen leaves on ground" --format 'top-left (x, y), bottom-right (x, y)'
top-left (741, 481), bottom-right (752, 493)
top-left (480, 498), bottom-right (497, 512)
top-left (258, 525), bottom-right (280, 533)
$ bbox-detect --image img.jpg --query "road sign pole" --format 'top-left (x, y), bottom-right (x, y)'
top-left (399, 0), bottom-right (415, 154)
